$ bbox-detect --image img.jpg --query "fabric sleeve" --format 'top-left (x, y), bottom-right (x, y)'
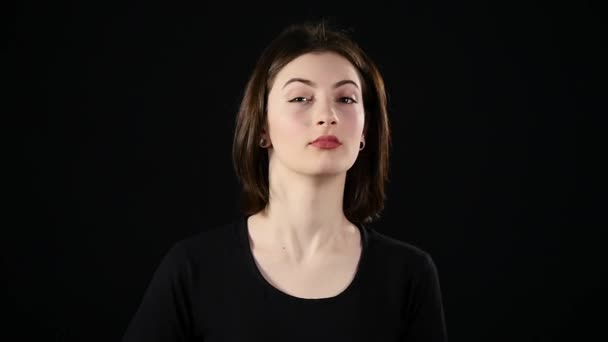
top-left (402, 252), bottom-right (448, 342)
top-left (122, 242), bottom-right (194, 342)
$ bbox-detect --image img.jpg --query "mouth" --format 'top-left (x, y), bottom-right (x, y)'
top-left (311, 135), bottom-right (341, 143)
top-left (310, 140), bottom-right (342, 149)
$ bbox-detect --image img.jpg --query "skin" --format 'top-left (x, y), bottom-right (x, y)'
top-left (248, 52), bottom-right (366, 267)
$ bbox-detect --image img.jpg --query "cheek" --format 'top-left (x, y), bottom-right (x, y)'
top-left (341, 106), bottom-right (365, 133)
top-left (267, 104), bottom-right (308, 142)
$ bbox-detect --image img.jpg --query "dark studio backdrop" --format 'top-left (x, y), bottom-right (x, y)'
top-left (12, 0), bottom-right (602, 341)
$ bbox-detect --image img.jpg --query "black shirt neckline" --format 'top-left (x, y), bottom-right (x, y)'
top-left (236, 214), bottom-right (369, 304)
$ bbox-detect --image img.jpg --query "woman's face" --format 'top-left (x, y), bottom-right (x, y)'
top-left (265, 52), bottom-right (366, 177)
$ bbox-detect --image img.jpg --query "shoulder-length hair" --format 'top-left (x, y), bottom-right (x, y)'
top-left (232, 19), bottom-right (391, 224)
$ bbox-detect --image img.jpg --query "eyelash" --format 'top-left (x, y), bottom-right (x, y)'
top-left (289, 97), bottom-right (357, 104)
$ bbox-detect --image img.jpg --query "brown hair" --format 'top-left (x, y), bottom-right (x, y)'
top-left (232, 19), bottom-right (391, 224)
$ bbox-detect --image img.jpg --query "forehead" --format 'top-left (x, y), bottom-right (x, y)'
top-left (273, 52), bottom-right (361, 87)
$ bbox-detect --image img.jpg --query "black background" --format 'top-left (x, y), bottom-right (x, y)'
top-left (12, 0), bottom-right (602, 341)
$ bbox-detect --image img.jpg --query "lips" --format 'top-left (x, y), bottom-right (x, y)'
top-left (311, 135), bottom-right (341, 144)
top-left (310, 135), bottom-right (342, 149)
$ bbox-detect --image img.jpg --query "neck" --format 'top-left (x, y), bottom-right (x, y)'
top-left (252, 163), bottom-right (353, 264)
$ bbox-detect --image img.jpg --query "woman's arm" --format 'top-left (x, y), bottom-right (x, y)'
top-left (401, 253), bottom-right (448, 341)
top-left (122, 243), bottom-right (195, 342)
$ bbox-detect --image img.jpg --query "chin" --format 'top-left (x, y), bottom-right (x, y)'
top-left (302, 165), bottom-right (350, 177)
top-left (287, 157), bottom-right (357, 177)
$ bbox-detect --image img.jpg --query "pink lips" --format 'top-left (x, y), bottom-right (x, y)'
top-left (310, 135), bottom-right (342, 149)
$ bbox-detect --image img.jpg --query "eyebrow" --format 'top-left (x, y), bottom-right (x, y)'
top-left (281, 78), bottom-right (360, 90)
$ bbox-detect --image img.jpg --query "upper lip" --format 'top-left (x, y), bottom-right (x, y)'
top-left (311, 135), bottom-right (341, 144)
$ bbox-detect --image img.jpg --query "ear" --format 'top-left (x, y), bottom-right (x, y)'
top-left (259, 126), bottom-right (272, 145)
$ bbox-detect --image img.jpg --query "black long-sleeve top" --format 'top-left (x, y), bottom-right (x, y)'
top-left (122, 215), bottom-right (448, 341)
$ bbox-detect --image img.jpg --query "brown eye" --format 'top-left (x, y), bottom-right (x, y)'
top-left (289, 97), bottom-right (311, 103)
top-left (339, 97), bottom-right (357, 104)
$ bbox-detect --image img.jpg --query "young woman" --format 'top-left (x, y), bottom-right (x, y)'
top-left (123, 19), bottom-right (448, 342)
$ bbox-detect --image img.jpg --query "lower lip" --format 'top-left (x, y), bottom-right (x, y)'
top-left (311, 141), bottom-right (341, 149)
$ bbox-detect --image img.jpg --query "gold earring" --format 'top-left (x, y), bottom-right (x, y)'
top-left (359, 140), bottom-right (365, 151)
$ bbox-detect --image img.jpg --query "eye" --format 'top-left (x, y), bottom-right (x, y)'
top-left (339, 97), bottom-right (357, 104)
top-left (289, 97), bottom-right (311, 103)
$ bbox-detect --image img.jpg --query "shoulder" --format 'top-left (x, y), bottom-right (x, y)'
top-left (366, 226), bottom-right (437, 273)
top-left (164, 216), bottom-right (242, 267)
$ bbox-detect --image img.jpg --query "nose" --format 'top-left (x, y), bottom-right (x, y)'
top-left (314, 98), bottom-right (339, 126)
